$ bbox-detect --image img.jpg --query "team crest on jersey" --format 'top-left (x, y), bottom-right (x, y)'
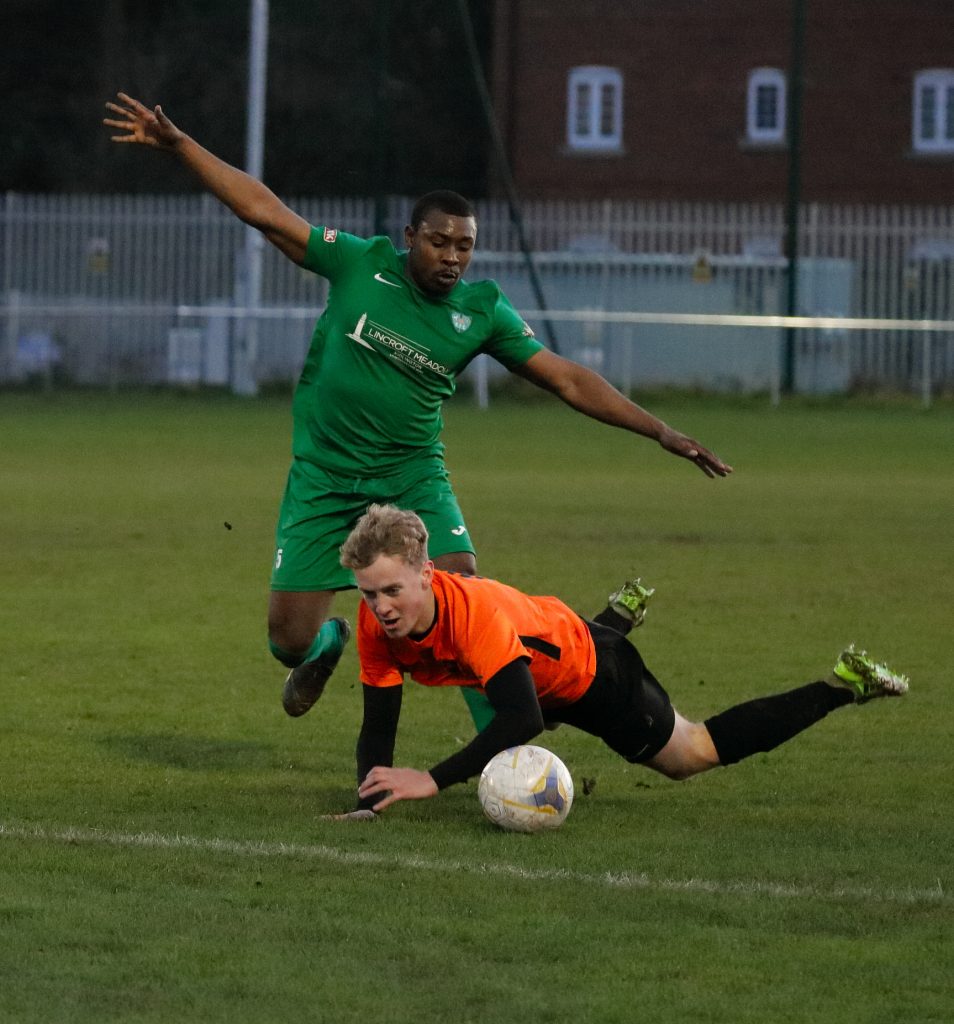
top-left (450, 312), bottom-right (472, 333)
top-left (323, 227), bottom-right (338, 243)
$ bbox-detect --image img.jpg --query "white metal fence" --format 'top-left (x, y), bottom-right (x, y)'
top-left (2, 192), bottom-right (953, 397)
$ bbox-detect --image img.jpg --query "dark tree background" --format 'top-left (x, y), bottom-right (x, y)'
top-left (0, 0), bottom-right (491, 196)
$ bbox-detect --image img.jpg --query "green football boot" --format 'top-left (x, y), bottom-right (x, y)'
top-left (607, 578), bottom-right (656, 628)
top-left (829, 644), bottom-right (909, 703)
top-left (282, 617), bottom-right (351, 717)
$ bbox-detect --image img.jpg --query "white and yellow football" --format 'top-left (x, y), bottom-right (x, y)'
top-left (478, 745), bottom-right (574, 833)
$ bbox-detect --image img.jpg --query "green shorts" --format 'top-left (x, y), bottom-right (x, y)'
top-left (270, 454), bottom-right (475, 592)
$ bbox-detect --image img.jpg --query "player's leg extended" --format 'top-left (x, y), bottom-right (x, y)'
top-left (645, 712), bottom-right (720, 780)
top-left (269, 461), bottom-right (360, 717)
top-left (656, 645), bottom-right (909, 778)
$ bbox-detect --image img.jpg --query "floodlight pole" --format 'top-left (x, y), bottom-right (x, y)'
top-left (234, 0), bottom-right (269, 395)
top-left (782, 0), bottom-right (806, 394)
top-left (454, 0), bottom-right (559, 355)
top-left (373, 5), bottom-right (393, 237)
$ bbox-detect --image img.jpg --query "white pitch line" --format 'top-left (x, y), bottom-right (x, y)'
top-left (1, 821), bottom-right (946, 906)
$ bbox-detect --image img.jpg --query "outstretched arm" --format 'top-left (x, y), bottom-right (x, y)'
top-left (103, 92), bottom-right (310, 265)
top-left (513, 348), bottom-right (733, 478)
top-left (357, 659), bottom-right (544, 813)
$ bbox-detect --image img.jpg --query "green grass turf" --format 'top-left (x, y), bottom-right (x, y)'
top-left (1, 390), bottom-right (952, 1023)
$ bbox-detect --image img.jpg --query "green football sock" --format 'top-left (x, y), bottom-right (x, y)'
top-left (268, 639), bottom-right (300, 668)
top-left (268, 619), bottom-right (340, 669)
top-left (461, 686), bottom-right (496, 732)
top-left (302, 619), bottom-right (341, 663)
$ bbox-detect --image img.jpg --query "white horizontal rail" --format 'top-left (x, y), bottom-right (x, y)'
top-left (518, 310), bottom-right (954, 332)
top-left (3, 301), bottom-right (954, 333)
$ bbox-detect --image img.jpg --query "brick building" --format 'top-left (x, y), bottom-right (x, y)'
top-left (489, 0), bottom-right (954, 203)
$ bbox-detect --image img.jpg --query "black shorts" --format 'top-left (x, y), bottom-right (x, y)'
top-left (547, 620), bottom-right (676, 763)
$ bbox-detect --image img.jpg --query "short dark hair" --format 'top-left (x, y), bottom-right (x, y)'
top-left (409, 190), bottom-right (477, 229)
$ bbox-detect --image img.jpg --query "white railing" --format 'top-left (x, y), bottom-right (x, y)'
top-left (2, 193), bottom-right (953, 398)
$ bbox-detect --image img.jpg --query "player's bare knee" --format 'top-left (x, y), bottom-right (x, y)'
top-left (647, 718), bottom-right (719, 781)
top-left (653, 753), bottom-right (718, 782)
top-left (267, 614), bottom-right (313, 658)
top-left (267, 591), bottom-right (333, 657)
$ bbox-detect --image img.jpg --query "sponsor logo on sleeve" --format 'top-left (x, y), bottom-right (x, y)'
top-left (522, 322), bottom-right (535, 337)
top-left (323, 227), bottom-right (338, 243)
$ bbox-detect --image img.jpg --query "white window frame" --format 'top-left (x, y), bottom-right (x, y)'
top-left (746, 67), bottom-right (786, 144)
top-left (913, 69), bottom-right (954, 154)
top-left (567, 66), bottom-right (623, 152)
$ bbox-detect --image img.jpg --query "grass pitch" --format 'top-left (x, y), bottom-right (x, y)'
top-left (1, 390), bottom-right (952, 1023)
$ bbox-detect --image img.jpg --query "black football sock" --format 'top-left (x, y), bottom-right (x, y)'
top-left (705, 681), bottom-right (854, 766)
top-left (591, 605), bottom-right (632, 635)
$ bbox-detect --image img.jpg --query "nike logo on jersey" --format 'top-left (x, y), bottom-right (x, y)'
top-left (374, 272), bottom-right (402, 288)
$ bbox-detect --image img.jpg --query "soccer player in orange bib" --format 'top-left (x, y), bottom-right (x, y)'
top-left (332, 504), bottom-right (908, 819)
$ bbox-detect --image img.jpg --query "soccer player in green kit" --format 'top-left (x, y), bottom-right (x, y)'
top-left (104, 92), bottom-right (732, 728)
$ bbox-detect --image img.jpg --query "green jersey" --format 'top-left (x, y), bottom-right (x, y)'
top-left (293, 226), bottom-right (543, 475)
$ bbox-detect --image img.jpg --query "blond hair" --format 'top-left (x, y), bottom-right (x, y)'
top-left (339, 503), bottom-right (430, 570)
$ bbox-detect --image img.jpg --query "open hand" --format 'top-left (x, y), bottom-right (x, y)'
top-left (657, 426), bottom-right (733, 478)
top-left (358, 766), bottom-right (439, 812)
top-left (103, 92), bottom-right (183, 150)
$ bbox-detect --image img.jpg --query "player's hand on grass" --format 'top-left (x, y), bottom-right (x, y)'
top-left (657, 426), bottom-right (733, 478)
top-left (104, 92), bottom-right (183, 151)
top-left (358, 766), bottom-right (439, 811)
top-left (321, 809), bottom-right (379, 822)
